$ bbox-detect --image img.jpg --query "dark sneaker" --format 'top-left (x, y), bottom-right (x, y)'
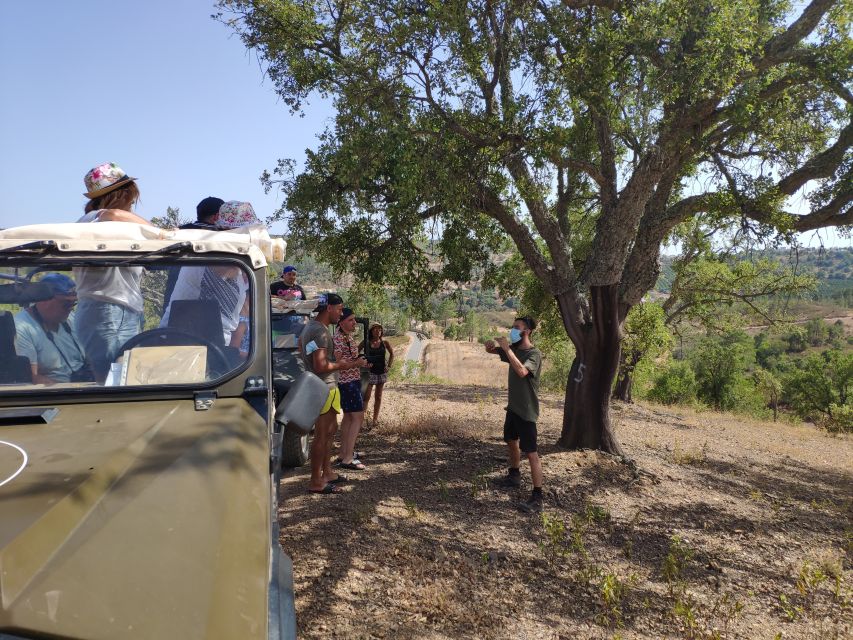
top-left (518, 494), bottom-right (543, 514)
top-left (492, 474), bottom-right (521, 489)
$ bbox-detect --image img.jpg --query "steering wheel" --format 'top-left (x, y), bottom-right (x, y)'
top-left (115, 328), bottom-right (232, 379)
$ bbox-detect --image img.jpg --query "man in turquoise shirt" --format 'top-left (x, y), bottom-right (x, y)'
top-left (15, 273), bottom-right (88, 384)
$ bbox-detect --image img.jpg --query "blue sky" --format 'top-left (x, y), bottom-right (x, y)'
top-left (0, 0), bottom-right (331, 234)
top-left (0, 1), bottom-right (847, 250)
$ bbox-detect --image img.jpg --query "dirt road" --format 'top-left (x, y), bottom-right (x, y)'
top-left (423, 340), bottom-right (504, 386)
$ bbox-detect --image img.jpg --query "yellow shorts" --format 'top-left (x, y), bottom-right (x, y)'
top-left (321, 387), bottom-right (341, 415)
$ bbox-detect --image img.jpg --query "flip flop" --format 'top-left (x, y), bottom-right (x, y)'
top-left (333, 452), bottom-right (365, 466)
top-left (327, 474), bottom-right (349, 485)
top-left (339, 461), bottom-right (366, 471)
top-left (308, 484), bottom-right (342, 495)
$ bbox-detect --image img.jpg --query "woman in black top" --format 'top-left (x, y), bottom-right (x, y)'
top-left (362, 323), bottom-right (394, 428)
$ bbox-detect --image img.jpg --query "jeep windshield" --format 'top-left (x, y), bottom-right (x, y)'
top-left (0, 257), bottom-right (254, 391)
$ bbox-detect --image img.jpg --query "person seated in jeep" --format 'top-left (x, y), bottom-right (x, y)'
top-left (14, 273), bottom-right (92, 385)
top-left (270, 266), bottom-right (305, 299)
top-left (160, 202), bottom-right (259, 349)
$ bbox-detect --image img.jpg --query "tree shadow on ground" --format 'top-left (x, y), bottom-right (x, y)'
top-left (277, 392), bottom-right (852, 639)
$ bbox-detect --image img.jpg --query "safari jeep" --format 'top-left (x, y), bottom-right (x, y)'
top-left (0, 222), bottom-right (306, 640)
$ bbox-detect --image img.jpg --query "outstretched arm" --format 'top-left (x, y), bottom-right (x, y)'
top-left (495, 337), bottom-right (529, 378)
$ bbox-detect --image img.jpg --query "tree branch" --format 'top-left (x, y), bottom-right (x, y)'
top-left (561, 0), bottom-right (621, 10)
top-left (758, 0), bottom-right (837, 70)
top-left (777, 120), bottom-right (853, 195)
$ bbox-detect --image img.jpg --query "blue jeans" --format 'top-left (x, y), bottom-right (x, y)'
top-left (75, 299), bottom-right (143, 381)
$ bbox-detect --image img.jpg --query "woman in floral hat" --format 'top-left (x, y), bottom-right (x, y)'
top-left (74, 162), bottom-right (150, 382)
top-left (78, 162), bottom-right (149, 224)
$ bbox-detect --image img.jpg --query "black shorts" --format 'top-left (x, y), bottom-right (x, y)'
top-left (338, 380), bottom-right (365, 413)
top-left (503, 410), bottom-right (537, 453)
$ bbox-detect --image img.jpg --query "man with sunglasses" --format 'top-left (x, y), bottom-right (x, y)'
top-left (14, 273), bottom-right (91, 384)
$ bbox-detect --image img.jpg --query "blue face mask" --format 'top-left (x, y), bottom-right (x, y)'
top-left (509, 328), bottom-right (523, 344)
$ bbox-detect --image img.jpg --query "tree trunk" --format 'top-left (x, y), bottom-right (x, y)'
top-left (612, 367), bottom-right (633, 403)
top-left (556, 285), bottom-right (627, 456)
top-left (612, 351), bottom-right (642, 403)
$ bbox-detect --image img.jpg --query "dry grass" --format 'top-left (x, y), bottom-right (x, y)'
top-left (422, 341), bottom-right (505, 387)
top-left (279, 383), bottom-right (853, 640)
top-left (385, 334), bottom-right (410, 351)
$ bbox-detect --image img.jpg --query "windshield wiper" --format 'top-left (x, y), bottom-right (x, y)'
top-left (0, 240), bottom-right (58, 255)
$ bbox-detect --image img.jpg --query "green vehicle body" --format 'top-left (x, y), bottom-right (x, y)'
top-left (0, 224), bottom-right (297, 639)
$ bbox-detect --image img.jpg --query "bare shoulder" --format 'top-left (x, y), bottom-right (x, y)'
top-left (98, 209), bottom-right (150, 224)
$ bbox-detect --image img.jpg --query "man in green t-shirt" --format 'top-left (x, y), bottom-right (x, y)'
top-left (485, 316), bottom-right (544, 513)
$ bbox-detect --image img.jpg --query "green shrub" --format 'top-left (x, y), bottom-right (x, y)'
top-left (649, 361), bottom-right (697, 405)
top-left (820, 404), bottom-right (853, 434)
top-left (688, 333), bottom-right (755, 410)
top-left (783, 350), bottom-right (852, 425)
top-left (539, 339), bottom-right (575, 392)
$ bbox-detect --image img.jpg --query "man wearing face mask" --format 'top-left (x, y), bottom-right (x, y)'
top-left (485, 316), bottom-right (544, 513)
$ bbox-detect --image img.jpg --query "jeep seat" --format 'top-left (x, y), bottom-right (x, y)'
top-left (0, 311), bottom-right (33, 384)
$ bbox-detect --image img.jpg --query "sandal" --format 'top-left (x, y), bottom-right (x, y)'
top-left (308, 484), bottom-right (342, 495)
top-left (339, 460), bottom-right (366, 471)
top-left (328, 474), bottom-right (349, 485)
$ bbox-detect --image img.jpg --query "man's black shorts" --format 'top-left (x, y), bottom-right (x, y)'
top-left (503, 410), bottom-right (537, 453)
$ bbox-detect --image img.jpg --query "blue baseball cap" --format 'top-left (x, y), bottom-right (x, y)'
top-left (40, 273), bottom-right (77, 296)
top-left (282, 265), bottom-right (297, 274)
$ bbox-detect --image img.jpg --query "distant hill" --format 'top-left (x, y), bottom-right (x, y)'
top-left (656, 247), bottom-right (853, 307)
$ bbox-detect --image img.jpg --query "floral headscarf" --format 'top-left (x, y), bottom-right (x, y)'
top-left (217, 201), bottom-right (259, 229)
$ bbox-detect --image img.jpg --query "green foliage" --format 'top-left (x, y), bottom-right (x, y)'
top-left (824, 403), bottom-right (853, 434)
top-left (623, 303), bottom-right (673, 359)
top-left (615, 302), bottom-right (673, 398)
top-left (805, 318), bottom-right (830, 347)
top-left (649, 361), bottom-right (698, 405)
top-left (662, 535), bottom-right (694, 594)
top-left (219, 0), bottom-right (851, 305)
top-left (658, 247), bottom-right (851, 300)
top-left (219, 0), bottom-right (852, 439)
top-left (149, 206), bottom-right (186, 229)
top-left (341, 280), bottom-right (411, 334)
top-left (783, 350), bottom-right (852, 427)
top-left (691, 332), bottom-right (756, 410)
top-left (752, 369), bottom-right (782, 420)
top-left (785, 327), bottom-right (808, 353)
top-left (664, 255), bottom-right (816, 333)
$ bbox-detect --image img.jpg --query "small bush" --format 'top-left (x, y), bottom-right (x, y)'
top-left (821, 403), bottom-right (853, 434)
top-left (649, 361), bottom-right (697, 405)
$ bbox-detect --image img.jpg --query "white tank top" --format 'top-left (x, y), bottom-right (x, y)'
top-left (74, 210), bottom-right (144, 312)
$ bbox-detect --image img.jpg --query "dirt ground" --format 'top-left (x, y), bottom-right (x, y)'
top-left (278, 367), bottom-right (852, 638)
top-left (422, 340), bottom-right (505, 387)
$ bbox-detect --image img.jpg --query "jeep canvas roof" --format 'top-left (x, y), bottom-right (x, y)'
top-left (0, 222), bottom-right (286, 268)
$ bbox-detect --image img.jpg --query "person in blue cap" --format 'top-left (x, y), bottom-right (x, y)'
top-left (14, 273), bottom-right (92, 385)
top-left (269, 265), bottom-right (305, 299)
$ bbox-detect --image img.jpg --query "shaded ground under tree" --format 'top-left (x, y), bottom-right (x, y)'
top-left (278, 383), bottom-right (852, 639)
